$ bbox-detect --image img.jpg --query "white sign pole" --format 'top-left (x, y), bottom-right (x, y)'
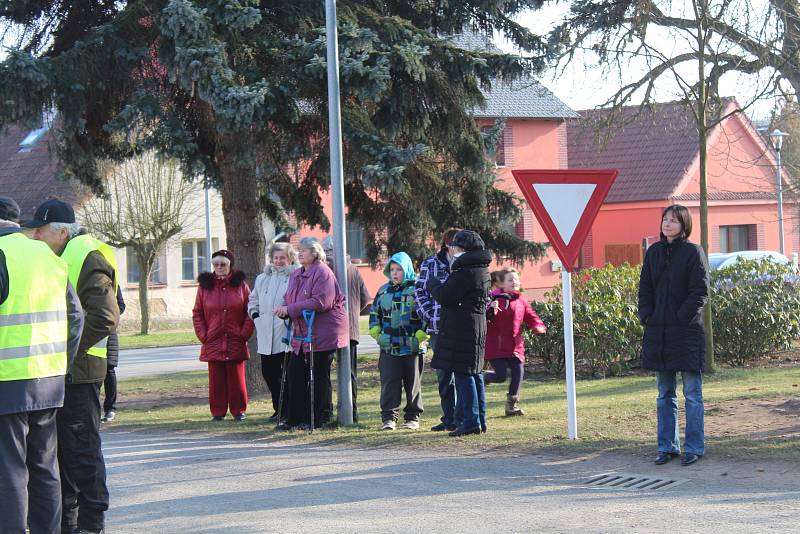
top-left (561, 269), bottom-right (578, 439)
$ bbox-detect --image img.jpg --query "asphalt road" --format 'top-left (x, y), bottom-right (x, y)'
top-left (116, 345), bottom-right (205, 379)
top-left (103, 429), bottom-right (800, 533)
top-left (118, 336), bottom-right (380, 379)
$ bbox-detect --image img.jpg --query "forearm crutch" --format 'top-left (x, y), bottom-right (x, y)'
top-left (276, 318), bottom-right (292, 429)
top-left (294, 309), bottom-right (316, 433)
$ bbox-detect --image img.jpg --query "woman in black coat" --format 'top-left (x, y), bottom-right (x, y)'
top-left (427, 230), bottom-right (492, 437)
top-left (638, 205), bottom-right (709, 466)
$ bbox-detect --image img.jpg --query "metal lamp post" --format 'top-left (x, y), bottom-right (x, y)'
top-left (769, 129), bottom-right (789, 255)
top-left (325, 0), bottom-right (354, 425)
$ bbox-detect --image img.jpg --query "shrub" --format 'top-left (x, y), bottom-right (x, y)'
top-left (524, 300), bottom-right (565, 375)
top-left (711, 258), bottom-right (800, 366)
top-left (525, 263), bottom-right (643, 377)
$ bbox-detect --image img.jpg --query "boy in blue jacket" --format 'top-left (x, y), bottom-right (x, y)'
top-left (370, 252), bottom-right (427, 430)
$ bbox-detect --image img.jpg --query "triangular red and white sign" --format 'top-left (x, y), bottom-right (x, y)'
top-left (512, 169), bottom-right (618, 272)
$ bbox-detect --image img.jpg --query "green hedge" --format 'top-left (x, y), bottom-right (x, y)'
top-left (711, 258), bottom-right (800, 366)
top-left (524, 259), bottom-right (800, 375)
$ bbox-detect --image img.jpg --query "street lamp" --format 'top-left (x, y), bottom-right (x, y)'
top-left (769, 129), bottom-right (789, 255)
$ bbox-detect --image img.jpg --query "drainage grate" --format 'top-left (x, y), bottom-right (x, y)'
top-left (583, 473), bottom-right (687, 492)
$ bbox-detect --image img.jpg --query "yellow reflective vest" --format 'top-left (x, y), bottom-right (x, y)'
top-left (0, 233), bottom-right (69, 381)
top-left (61, 235), bottom-right (118, 359)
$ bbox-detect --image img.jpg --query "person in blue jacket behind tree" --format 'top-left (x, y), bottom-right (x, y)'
top-left (370, 252), bottom-right (427, 431)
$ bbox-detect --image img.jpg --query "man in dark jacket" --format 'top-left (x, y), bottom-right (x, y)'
top-left (426, 230), bottom-right (492, 437)
top-left (322, 236), bottom-right (372, 423)
top-left (101, 287), bottom-right (126, 422)
top-left (0, 196), bottom-right (84, 534)
top-left (414, 227), bottom-right (461, 431)
top-left (638, 205), bottom-right (709, 467)
top-left (25, 199), bottom-right (120, 534)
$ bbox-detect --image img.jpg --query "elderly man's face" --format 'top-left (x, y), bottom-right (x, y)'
top-left (32, 224), bottom-right (69, 254)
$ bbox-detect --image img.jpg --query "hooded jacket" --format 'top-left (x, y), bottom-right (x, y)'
top-left (427, 249), bottom-right (492, 374)
top-left (193, 270), bottom-right (254, 362)
top-left (485, 289), bottom-right (546, 362)
top-left (369, 252), bottom-right (425, 356)
top-left (638, 236), bottom-right (709, 372)
top-left (248, 263), bottom-right (298, 355)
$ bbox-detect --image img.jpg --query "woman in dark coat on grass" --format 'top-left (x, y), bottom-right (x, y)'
top-left (638, 205), bottom-right (709, 466)
top-left (427, 230), bottom-right (492, 437)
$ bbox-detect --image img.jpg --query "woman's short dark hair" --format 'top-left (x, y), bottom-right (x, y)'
top-left (662, 204), bottom-right (692, 239)
top-left (441, 227), bottom-right (462, 249)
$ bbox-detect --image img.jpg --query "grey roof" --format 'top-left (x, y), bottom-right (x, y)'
top-left (473, 79), bottom-right (578, 119)
top-left (448, 33), bottom-right (577, 120)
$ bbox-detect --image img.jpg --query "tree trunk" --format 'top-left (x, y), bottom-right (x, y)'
top-left (216, 133), bottom-right (268, 395)
top-left (137, 254), bottom-right (155, 335)
top-left (696, 12), bottom-right (716, 372)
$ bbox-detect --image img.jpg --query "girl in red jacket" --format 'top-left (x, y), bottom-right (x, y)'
top-left (484, 269), bottom-right (546, 416)
top-left (192, 250), bottom-right (254, 422)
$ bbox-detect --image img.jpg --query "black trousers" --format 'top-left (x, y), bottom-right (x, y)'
top-left (286, 350), bottom-right (334, 428)
top-left (260, 353), bottom-right (286, 416)
top-left (102, 365), bottom-right (117, 413)
top-left (378, 351), bottom-right (424, 423)
top-left (0, 408), bottom-right (61, 534)
top-left (57, 383), bottom-right (108, 532)
top-left (350, 340), bottom-right (359, 423)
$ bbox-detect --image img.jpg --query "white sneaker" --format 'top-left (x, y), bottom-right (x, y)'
top-left (101, 411), bottom-right (115, 422)
top-left (402, 420), bottom-right (420, 430)
top-left (381, 420), bottom-right (396, 430)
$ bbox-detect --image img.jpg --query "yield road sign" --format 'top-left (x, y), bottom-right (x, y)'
top-left (511, 169), bottom-right (618, 271)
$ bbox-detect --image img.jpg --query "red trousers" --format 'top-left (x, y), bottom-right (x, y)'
top-left (208, 361), bottom-right (248, 417)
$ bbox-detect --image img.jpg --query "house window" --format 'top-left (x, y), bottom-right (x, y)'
top-left (182, 238), bottom-right (219, 280)
top-left (126, 246), bottom-right (167, 285)
top-left (481, 126), bottom-right (506, 166)
top-left (346, 220), bottom-right (367, 261)
top-left (719, 225), bottom-right (753, 253)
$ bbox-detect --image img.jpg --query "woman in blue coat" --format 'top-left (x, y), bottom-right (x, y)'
top-left (638, 205), bottom-right (709, 466)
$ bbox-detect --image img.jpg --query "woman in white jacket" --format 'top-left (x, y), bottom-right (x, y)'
top-left (248, 242), bottom-right (298, 422)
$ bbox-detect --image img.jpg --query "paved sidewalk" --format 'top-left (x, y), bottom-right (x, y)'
top-left (104, 430), bottom-right (800, 533)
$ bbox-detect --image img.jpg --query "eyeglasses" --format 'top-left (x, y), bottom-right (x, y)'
top-left (212, 262), bottom-right (228, 267)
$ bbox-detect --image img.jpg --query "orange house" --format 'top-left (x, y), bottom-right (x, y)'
top-left (568, 100), bottom-right (798, 272)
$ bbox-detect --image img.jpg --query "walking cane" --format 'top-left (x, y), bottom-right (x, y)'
top-left (276, 318), bottom-right (292, 430)
top-left (294, 309), bottom-right (316, 433)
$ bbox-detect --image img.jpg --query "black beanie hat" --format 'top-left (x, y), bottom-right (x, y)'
top-left (212, 249), bottom-right (235, 266)
top-left (451, 230), bottom-right (485, 251)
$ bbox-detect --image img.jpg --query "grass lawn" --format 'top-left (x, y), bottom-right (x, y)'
top-left (119, 331), bottom-right (200, 350)
top-left (112, 364), bottom-right (800, 460)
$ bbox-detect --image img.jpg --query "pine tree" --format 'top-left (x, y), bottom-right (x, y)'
top-left (2, 0), bottom-right (552, 390)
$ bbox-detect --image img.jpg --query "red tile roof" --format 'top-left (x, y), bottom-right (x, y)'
top-left (0, 125), bottom-right (84, 222)
top-left (567, 102), bottom-right (701, 203)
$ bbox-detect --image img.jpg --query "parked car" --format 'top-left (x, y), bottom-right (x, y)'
top-left (707, 250), bottom-right (791, 271)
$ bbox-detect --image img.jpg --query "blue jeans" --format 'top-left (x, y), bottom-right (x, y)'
top-left (436, 369), bottom-right (462, 427)
top-left (431, 335), bottom-right (462, 427)
top-left (454, 372), bottom-right (486, 431)
top-left (656, 371), bottom-right (704, 456)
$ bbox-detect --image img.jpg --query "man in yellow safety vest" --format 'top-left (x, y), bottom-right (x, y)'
top-left (25, 198), bottom-right (120, 534)
top-left (0, 196), bottom-right (84, 533)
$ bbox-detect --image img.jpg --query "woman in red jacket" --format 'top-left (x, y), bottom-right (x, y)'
top-left (485, 269), bottom-right (546, 417)
top-left (192, 250), bottom-right (254, 422)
